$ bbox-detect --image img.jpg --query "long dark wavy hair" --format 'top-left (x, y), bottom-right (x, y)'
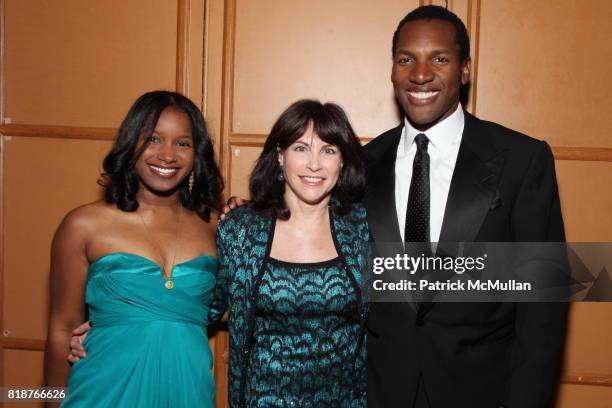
top-left (250, 99), bottom-right (365, 219)
top-left (100, 90), bottom-right (224, 221)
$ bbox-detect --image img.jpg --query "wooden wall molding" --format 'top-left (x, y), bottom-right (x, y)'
top-left (1, 0), bottom-right (6, 384)
top-left (213, 2), bottom-right (238, 405)
top-left (200, 0), bottom-right (209, 113)
top-left (466, 0), bottom-right (481, 115)
top-left (176, 0), bottom-right (190, 94)
top-left (0, 134), bottom-right (4, 386)
top-left (229, 133), bottom-right (374, 147)
top-left (0, 124), bottom-right (116, 141)
top-left (551, 146), bottom-right (612, 162)
top-left (229, 133), bottom-right (612, 162)
top-left (218, 0), bottom-right (237, 195)
top-left (562, 373), bottom-right (612, 387)
top-left (4, 130), bottom-right (612, 164)
top-left (0, 337), bottom-right (45, 351)
top-left (229, 133), bottom-right (269, 147)
top-left (0, 0), bottom-right (5, 123)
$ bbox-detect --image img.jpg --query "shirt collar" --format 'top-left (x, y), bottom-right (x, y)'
top-left (399, 104), bottom-right (464, 155)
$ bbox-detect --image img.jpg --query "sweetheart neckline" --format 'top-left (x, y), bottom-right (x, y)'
top-left (90, 251), bottom-right (217, 270)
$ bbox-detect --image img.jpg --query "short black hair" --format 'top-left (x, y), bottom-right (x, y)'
top-left (392, 5), bottom-right (470, 62)
top-left (250, 99), bottom-right (365, 220)
top-left (100, 90), bottom-right (224, 221)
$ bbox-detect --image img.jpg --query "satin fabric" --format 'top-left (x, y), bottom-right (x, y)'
top-left (62, 252), bottom-right (216, 408)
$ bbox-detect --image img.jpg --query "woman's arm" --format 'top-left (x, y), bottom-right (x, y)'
top-left (44, 210), bottom-right (90, 388)
top-left (208, 217), bottom-right (234, 323)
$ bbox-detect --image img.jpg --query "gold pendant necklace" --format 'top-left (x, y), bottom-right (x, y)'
top-left (137, 205), bottom-right (182, 290)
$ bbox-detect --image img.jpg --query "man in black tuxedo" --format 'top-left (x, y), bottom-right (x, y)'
top-left (364, 6), bottom-right (567, 408)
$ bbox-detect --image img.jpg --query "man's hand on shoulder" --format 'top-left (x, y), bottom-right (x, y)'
top-left (219, 196), bottom-right (247, 221)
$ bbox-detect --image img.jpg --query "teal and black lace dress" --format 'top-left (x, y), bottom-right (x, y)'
top-left (245, 256), bottom-right (360, 407)
top-left (210, 204), bottom-right (369, 408)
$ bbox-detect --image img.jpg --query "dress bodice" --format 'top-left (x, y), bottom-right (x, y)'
top-left (62, 252), bottom-right (218, 408)
top-left (246, 257), bottom-right (361, 407)
top-left (87, 252), bottom-right (217, 328)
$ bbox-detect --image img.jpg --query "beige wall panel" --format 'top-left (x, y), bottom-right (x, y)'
top-left (556, 383), bottom-right (612, 408)
top-left (0, 397), bottom-right (43, 408)
top-left (555, 160), bottom-right (612, 242)
top-left (232, 0), bottom-right (420, 137)
top-left (3, 349), bottom-right (44, 407)
top-left (3, 136), bottom-right (111, 339)
top-left (563, 304), bottom-right (612, 375)
top-left (4, 0), bottom-right (178, 128)
top-left (0, 399), bottom-right (43, 408)
top-left (4, 349), bottom-right (43, 385)
top-left (229, 145), bottom-right (261, 199)
top-left (476, 0), bottom-right (612, 147)
top-left (555, 160), bottom-right (612, 403)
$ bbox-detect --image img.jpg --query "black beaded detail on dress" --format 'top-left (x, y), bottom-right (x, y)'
top-left (245, 257), bottom-right (360, 407)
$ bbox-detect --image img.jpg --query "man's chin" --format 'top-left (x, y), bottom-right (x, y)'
top-left (404, 112), bottom-right (441, 131)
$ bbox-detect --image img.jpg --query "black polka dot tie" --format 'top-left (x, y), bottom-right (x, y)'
top-left (405, 133), bottom-right (430, 244)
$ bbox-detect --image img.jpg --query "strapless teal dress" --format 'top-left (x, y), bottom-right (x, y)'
top-left (61, 252), bottom-right (216, 408)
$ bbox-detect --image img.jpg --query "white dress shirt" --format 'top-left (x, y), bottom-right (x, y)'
top-left (395, 104), bottom-right (464, 243)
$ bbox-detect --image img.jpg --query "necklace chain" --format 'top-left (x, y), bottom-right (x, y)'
top-left (137, 206), bottom-right (182, 289)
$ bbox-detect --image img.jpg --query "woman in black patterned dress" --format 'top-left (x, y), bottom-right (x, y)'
top-left (210, 100), bottom-right (370, 407)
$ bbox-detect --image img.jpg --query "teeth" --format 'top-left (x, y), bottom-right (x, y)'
top-left (302, 177), bottom-right (323, 183)
top-left (408, 91), bottom-right (439, 99)
top-left (150, 165), bottom-right (177, 175)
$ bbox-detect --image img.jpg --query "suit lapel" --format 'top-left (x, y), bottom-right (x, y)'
top-left (364, 127), bottom-right (403, 245)
top-left (439, 112), bottom-right (505, 244)
top-left (365, 126), bottom-right (421, 313)
top-left (419, 113), bottom-right (506, 318)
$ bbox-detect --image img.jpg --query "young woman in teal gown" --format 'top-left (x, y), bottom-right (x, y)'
top-left (44, 91), bottom-right (223, 408)
top-left (210, 100), bottom-right (370, 407)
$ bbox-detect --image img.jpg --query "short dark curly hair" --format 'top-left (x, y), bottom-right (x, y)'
top-left (250, 99), bottom-right (365, 220)
top-left (392, 5), bottom-right (470, 62)
top-left (100, 90), bottom-right (223, 221)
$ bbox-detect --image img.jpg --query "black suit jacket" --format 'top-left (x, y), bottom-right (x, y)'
top-left (364, 112), bottom-right (567, 408)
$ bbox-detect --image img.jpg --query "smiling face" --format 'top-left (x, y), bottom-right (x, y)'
top-left (133, 107), bottom-right (194, 196)
top-left (391, 19), bottom-right (470, 131)
top-left (278, 123), bottom-right (343, 207)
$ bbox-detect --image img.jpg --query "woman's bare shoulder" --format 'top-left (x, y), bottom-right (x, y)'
top-left (56, 201), bottom-right (119, 237)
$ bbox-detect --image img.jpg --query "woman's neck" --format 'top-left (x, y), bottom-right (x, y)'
top-left (136, 188), bottom-right (182, 209)
top-left (283, 193), bottom-right (330, 224)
